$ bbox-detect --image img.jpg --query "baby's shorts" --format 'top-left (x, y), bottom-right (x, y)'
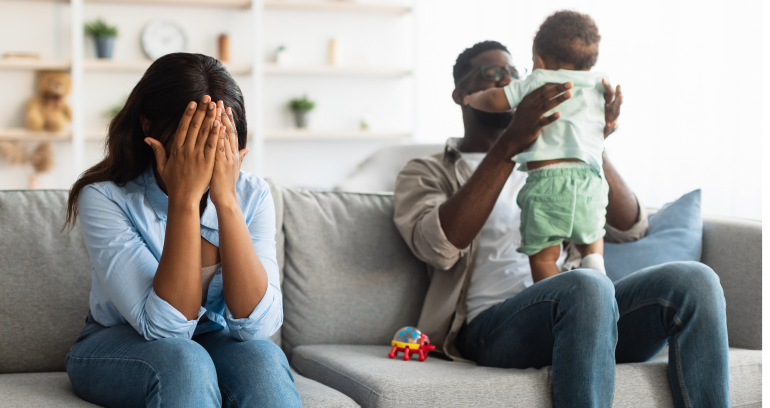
top-left (516, 166), bottom-right (609, 256)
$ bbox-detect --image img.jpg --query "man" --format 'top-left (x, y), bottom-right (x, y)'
top-left (393, 41), bottom-right (729, 407)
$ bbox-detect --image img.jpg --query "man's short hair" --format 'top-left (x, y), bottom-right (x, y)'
top-left (453, 41), bottom-right (510, 86)
top-left (533, 10), bottom-right (601, 70)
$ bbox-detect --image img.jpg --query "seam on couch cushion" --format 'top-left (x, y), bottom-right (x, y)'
top-left (295, 353), bottom-right (389, 404)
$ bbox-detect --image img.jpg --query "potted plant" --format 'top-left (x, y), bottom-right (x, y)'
top-left (85, 18), bottom-right (118, 59)
top-left (288, 95), bottom-right (315, 128)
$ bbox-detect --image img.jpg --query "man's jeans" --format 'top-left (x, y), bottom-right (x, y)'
top-left (456, 261), bottom-right (730, 408)
top-left (65, 314), bottom-right (302, 408)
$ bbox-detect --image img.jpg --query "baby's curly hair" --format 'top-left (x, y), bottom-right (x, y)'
top-left (534, 10), bottom-right (600, 70)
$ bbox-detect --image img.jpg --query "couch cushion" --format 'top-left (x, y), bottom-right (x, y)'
top-left (293, 368), bottom-right (360, 407)
top-left (0, 372), bottom-right (98, 407)
top-left (0, 370), bottom-right (359, 408)
top-left (280, 189), bottom-right (429, 359)
top-left (292, 345), bottom-right (761, 408)
top-left (0, 190), bottom-right (92, 373)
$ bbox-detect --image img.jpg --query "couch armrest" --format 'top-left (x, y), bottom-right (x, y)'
top-left (700, 216), bottom-right (761, 349)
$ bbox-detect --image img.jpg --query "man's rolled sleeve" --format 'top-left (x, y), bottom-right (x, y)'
top-left (394, 158), bottom-right (465, 270)
top-left (605, 198), bottom-right (649, 243)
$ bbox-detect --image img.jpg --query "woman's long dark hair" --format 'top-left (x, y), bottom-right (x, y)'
top-left (64, 53), bottom-right (248, 229)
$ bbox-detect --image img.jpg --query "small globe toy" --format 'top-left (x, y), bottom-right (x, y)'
top-left (388, 326), bottom-right (436, 362)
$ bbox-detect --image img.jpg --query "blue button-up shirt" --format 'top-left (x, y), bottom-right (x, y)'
top-left (78, 165), bottom-right (282, 341)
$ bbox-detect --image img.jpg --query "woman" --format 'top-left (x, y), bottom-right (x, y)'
top-left (63, 53), bottom-right (301, 407)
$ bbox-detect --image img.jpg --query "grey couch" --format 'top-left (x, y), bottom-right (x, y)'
top-left (0, 187), bottom-right (762, 407)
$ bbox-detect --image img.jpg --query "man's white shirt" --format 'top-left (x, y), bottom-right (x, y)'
top-left (461, 152), bottom-right (567, 323)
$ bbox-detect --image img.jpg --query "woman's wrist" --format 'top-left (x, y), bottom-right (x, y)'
top-left (214, 199), bottom-right (241, 216)
top-left (168, 197), bottom-right (200, 214)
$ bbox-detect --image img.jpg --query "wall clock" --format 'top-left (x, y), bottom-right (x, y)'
top-left (141, 20), bottom-right (187, 60)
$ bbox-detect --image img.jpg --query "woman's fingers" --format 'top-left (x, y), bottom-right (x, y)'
top-left (216, 128), bottom-right (226, 164)
top-left (184, 95), bottom-right (211, 150)
top-left (173, 101), bottom-right (197, 148)
top-left (226, 107), bottom-right (236, 132)
top-left (193, 101), bottom-right (217, 152)
top-left (144, 137), bottom-right (168, 173)
top-left (217, 102), bottom-right (239, 155)
top-left (206, 120), bottom-right (221, 160)
top-left (222, 122), bottom-right (233, 162)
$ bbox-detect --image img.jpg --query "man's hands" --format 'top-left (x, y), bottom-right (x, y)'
top-left (602, 79), bottom-right (622, 139)
top-left (491, 82), bottom-right (572, 160)
top-left (210, 101), bottom-right (249, 209)
top-left (145, 95), bottom-right (219, 207)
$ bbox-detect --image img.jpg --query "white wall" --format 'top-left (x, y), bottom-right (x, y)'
top-left (0, 0), bottom-right (413, 191)
top-left (0, 0), bottom-right (763, 220)
top-left (413, 0), bottom-right (763, 220)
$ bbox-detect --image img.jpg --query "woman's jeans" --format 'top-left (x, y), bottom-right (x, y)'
top-left (65, 314), bottom-right (302, 408)
top-left (456, 261), bottom-right (730, 408)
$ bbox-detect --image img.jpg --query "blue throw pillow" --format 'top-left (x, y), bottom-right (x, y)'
top-left (604, 189), bottom-right (702, 282)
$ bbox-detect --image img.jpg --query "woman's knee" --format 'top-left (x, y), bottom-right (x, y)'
top-left (155, 338), bottom-right (218, 381)
top-left (236, 340), bottom-right (291, 374)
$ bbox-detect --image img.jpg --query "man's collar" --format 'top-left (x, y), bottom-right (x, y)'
top-left (142, 165), bottom-right (219, 231)
top-left (443, 138), bottom-right (463, 163)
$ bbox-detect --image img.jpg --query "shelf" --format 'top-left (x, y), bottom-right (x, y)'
top-left (264, 1), bottom-right (411, 14)
top-left (85, 59), bottom-right (251, 74)
top-left (0, 60), bottom-right (408, 77)
top-left (0, 0), bottom-right (412, 12)
top-left (265, 129), bottom-right (410, 140)
top-left (84, 59), bottom-right (148, 72)
top-left (0, 59), bottom-right (70, 71)
top-left (0, 128), bottom-right (105, 142)
top-left (85, 0), bottom-right (251, 8)
top-left (264, 64), bottom-right (410, 77)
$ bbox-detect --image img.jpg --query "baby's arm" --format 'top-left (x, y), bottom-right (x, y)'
top-left (463, 88), bottom-right (511, 112)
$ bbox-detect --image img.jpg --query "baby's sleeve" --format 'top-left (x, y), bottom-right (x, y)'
top-left (502, 81), bottom-right (524, 109)
top-left (503, 75), bottom-right (541, 109)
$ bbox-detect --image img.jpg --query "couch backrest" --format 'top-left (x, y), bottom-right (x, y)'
top-left (0, 190), bottom-right (91, 374)
top-left (701, 215), bottom-right (762, 350)
top-left (0, 188), bottom-right (759, 374)
top-left (278, 187), bottom-right (430, 359)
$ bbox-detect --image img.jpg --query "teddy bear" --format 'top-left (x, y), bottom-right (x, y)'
top-left (25, 70), bottom-right (72, 132)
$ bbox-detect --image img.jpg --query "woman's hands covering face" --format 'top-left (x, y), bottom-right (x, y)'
top-left (209, 100), bottom-right (249, 209)
top-left (144, 95), bottom-right (221, 205)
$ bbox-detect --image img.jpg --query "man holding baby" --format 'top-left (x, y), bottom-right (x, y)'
top-left (393, 11), bottom-right (729, 408)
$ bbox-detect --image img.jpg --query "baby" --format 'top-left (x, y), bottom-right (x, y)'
top-left (465, 10), bottom-right (611, 281)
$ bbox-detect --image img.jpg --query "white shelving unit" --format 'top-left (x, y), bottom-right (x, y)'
top-left (0, 0), bottom-right (416, 182)
top-left (265, 128), bottom-right (409, 140)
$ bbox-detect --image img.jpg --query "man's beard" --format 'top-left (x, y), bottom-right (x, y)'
top-left (469, 107), bottom-right (513, 130)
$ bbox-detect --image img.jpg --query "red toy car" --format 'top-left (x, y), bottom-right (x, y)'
top-left (388, 326), bottom-right (436, 362)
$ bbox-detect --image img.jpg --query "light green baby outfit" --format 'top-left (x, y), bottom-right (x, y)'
top-left (503, 69), bottom-right (610, 255)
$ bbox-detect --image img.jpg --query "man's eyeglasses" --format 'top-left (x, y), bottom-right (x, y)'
top-left (456, 64), bottom-right (522, 85)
